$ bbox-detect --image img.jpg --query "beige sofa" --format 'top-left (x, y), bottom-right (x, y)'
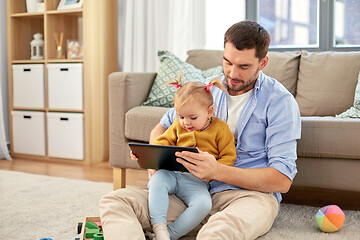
top-left (109, 50), bottom-right (360, 199)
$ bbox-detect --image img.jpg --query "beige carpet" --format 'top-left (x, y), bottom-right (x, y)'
top-left (1, 170), bottom-right (360, 240)
top-left (0, 170), bottom-right (113, 240)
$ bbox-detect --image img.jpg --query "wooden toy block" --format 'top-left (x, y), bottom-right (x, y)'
top-left (95, 222), bottom-right (102, 230)
top-left (85, 221), bottom-right (100, 229)
top-left (80, 217), bottom-right (101, 240)
top-left (85, 229), bottom-right (100, 238)
top-left (93, 233), bottom-right (104, 240)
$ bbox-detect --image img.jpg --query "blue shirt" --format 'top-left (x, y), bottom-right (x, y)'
top-left (160, 72), bottom-right (301, 203)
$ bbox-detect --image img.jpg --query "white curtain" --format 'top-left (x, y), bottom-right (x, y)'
top-left (0, 1), bottom-right (12, 161)
top-left (122, 0), bottom-right (206, 72)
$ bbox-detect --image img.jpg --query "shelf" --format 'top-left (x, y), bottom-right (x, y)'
top-left (12, 108), bottom-right (46, 112)
top-left (11, 60), bottom-right (84, 65)
top-left (46, 13), bottom-right (83, 59)
top-left (46, 9), bottom-right (82, 15)
top-left (10, 16), bottom-right (44, 61)
top-left (47, 59), bottom-right (83, 63)
top-left (7, 0), bottom-right (118, 165)
top-left (12, 60), bottom-right (45, 64)
top-left (12, 108), bottom-right (84, 113)
top-left (47, 109), bottom-right (84, 113)
top-left (11, 12), bottom-right (44, 18)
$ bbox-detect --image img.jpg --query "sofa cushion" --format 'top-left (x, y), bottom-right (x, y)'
top-left (187, 50), bottom-right (300, 96)
top-left (336, 71), bottom-right (360, 118)
top-left (142, 51), bottom-right (225, 108)
top-left (296, 51), bottom-right (360, 116)
top-left (297, 116), bottom-right (360, 159)
top-left (294, 157), bottom-right (360, 191)
top-left (186, 49), bottom-right (224, 70)
top-left (125, 106), bottom-right (170, 142)
top-left (263, 51), bottom-right (301, 96)
top-left (142, 50), bottom-right (206, 108)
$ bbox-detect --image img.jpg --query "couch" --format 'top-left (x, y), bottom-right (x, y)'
top-left (108, 49), bottom-right (360, 205)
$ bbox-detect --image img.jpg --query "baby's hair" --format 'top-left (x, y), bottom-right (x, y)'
top-left (167, 74), bottom-right (226, 111)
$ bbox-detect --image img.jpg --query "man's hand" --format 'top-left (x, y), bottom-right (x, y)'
top-left (175, 148), bottom-right (219, 181)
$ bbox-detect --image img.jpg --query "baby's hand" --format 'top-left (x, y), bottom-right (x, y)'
top-left (130, 151), bottom-right (138, 161)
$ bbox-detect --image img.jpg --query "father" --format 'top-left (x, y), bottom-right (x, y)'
top-left (99, 20), bottom-right (301, 239)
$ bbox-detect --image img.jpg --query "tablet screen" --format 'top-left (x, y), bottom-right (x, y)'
top-left (128, 143), bottom-right (198, 172)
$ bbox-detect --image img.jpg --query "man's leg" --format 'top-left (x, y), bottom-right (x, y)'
top-left (197, 190), bottom-right (278, 240)
top-left (99, 188), bottom-right (150, 240)
top-left (99, 187), bottom-right (189, 240)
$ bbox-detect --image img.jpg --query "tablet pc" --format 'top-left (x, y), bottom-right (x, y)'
top-left (128, 143), bottom-right (198, 172)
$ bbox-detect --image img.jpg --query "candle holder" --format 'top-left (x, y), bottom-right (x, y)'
top-left (53, 32), bottom-right (65, 59)
top-left (30, 33), bottom-right (44, 60)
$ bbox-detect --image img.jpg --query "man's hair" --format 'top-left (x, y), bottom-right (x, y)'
top-left (224, 20), bottom-right (270, 60)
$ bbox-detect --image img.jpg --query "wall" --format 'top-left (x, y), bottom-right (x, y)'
top-left (0, 1), bottom-right (9, 143)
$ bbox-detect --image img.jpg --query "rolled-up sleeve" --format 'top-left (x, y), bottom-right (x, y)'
top-left (160, 108), bottom-right (177, 129)
top-left (266, 94), bottom-right (301, 181)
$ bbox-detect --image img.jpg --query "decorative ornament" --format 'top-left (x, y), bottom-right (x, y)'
top-left (30, 33), bottom-right (44, 60)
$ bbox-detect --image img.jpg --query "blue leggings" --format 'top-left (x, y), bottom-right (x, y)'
top-left (148, 170), bottom-right (212, 240)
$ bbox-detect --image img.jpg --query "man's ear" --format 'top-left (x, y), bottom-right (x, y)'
top-left (259, 55), bottom-right (269, 70)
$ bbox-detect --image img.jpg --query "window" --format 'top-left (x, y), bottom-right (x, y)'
top-left (248, 0), bottom-right (360, 51)
top-left (334, 0), bottom-right (360, 47)
top-left (259, 0), bottom-right (318, 48)
top-left (205, 0), bottom-right (246, 49)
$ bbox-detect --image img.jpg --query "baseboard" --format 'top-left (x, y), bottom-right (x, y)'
top-left (282, 186), bottom-right (360, 210)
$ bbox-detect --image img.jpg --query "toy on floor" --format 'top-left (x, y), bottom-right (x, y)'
top-left (93, 233), bottom-right (104, 240)
top-left (315, 205), bottom-right (345, 232)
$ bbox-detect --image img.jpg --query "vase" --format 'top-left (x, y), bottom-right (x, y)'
top-left (26, 0), bottom-right (42, 13)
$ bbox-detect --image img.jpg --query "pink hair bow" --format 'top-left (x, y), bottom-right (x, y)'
top-left (205, 83), bottom-right (213, 92)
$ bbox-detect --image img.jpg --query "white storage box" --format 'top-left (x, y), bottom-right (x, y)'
top-left (47, 112), bottom-right (84, 160)
top-left (47, 63), bottom-right (83, 110)
top-left (12, 64), bottom-right (45, 108)
top-left (11, 111), bottom-right (46, 156)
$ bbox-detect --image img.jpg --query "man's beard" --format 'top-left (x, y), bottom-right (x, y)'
top-left (226, 67), bottom-right (260, 94)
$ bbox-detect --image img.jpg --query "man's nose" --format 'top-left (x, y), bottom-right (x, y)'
top-left (228, 66), bottom-right (240, 79)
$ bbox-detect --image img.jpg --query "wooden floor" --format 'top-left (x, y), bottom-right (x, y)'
top-left (0, 158), bottom-right (148, 188)
top-left (1, 158), bottom-right (359, 210)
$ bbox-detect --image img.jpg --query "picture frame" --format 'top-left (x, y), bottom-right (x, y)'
top-left (57, 0), bottom-right (84, 10)
top-left (67, 40), bottom-right (83, 59)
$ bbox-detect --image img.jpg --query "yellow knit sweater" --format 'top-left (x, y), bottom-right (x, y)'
top-left (154, 117), bottom-right (236, 167)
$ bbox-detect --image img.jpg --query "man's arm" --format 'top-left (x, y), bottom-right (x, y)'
top-left (149, 123), bottom-right (166, 144)
top-left (176, 150), bottom-right (292, 193)
top-left (215, 163), bottom-right (291, 193)
top-left (145, 123), bottom-right (167, 179)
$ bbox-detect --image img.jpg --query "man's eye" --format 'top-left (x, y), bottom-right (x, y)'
top-left (240, 65), bottom-right (249, 70)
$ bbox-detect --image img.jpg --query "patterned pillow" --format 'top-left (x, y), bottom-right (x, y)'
top-left (336, 71), bottom-right (360, 118)
top-left (202, 65), bottom-right (223, 79)
top-left (142, 50), bottom-right (222, 107)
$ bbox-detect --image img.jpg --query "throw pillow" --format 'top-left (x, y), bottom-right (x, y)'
top-left (202, 65), bottom-right (223, 79)
top-left (142, 50), bottom-right (222, 108)
top-left (336, 71), bottom-right (360, 118)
